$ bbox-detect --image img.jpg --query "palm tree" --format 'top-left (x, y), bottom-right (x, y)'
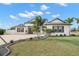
top-left (66, 17), bottom-right (74, 23)
top-left (66, 17), bottom-right (74, 35)
top-left (40, 18), bottom-right (47, 34)
top-left (75, 18), bottom-right (79, 30)
top-left (32, 16), bottom-right (46, 37)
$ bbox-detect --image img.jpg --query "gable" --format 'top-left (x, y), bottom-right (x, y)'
top-left (44, 18), bottom-right (71, 25)
top-left (49, 18), bottom-right (65, 24)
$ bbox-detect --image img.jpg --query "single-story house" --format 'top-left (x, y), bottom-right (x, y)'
top-left (44, 18), bottom-right (71, 36)
top-left (5, 18), bottom-right (71, 36)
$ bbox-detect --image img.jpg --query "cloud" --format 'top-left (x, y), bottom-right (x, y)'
top-left (1, 3), bottom-right (12, 5)
top-left (27, 12), bottom-right (34, 17)
top-left (58, 3), bottom-right (68, 7)
top-left (0, 0), bottom-right (12, 5)
top-left (9, 15), bottom-right (18, 20)
top-left (19, 10), bottom-right (52, 19)
top-left (52, 14), bottom-right (60, 18)
top-left (45, 11), bottom-right (51, 14)
top-left (19, 12), bottom-right (34, 18)
top-left (40, 4), bottom-right (49, 10)
top-left (19, 13), bottom-right (28, 17)
top-left (19, 11), bottom-right (44, 18)
top-left (32, 11), bottom-right (44, 15)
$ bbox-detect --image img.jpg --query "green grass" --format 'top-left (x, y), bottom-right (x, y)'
top-left (10, 37), bottom-right (79, 56)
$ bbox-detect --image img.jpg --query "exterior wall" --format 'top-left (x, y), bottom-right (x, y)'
top-left (5, 23), bottom-right (70, 36)
top-left (24, 27), bottom-right (28, 34)
top-left (46, 25), bottom-right (70, 36)
top-left (5, 30), bottom-right (17, 35)
top-left (15, 27), bottom-right (25, 35)
top-left (5, 27), bottom-right (27, 35)
top-left (64, 25), bottom-right (70, 36)
top-left (15, 26), bottom-right (30, 34)
top-left (5, 26), bottom-right (33, 35)
top-left (46, 25), bottom-right (53, 29)
top-left (5, 29), bottom-right (26, 35)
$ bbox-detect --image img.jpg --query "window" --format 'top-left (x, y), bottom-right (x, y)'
top-left (17, 27), bottom-right (24, 32)
top-left (62, 26), bottom-right (64, 32)
top-left (58, 26), bottom-right (64, 32)
top-left (52, 26), bottom-right (64, 32)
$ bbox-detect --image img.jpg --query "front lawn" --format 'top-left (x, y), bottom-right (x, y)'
top-left (9, 37), bottom-right (79, 56)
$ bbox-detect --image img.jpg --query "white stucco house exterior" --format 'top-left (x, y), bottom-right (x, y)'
top-left (5, 18), bottom-right (71, 36)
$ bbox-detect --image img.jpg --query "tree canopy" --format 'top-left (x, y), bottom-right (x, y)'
top-left (66, 17), bottom-right (74, 23)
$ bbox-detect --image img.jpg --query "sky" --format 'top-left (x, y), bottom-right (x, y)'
top-left (0, 3), bottom-right (79, 29)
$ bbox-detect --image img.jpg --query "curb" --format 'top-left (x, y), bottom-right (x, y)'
top-left (0, 43), bottom-right (13, 56)
top-left (3, 44), bottom-right (11, 56)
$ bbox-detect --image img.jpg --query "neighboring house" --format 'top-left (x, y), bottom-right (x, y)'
top-left (5, 18), bottom-right (71, 36)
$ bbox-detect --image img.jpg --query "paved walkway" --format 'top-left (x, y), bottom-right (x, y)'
top-left (0, 34), bottom-right (45, 45)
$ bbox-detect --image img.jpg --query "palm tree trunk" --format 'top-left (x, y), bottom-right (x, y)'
top-left (36, 26), bottom-right (39, 38)
top-left (40, 26), bottom-right (43, 34)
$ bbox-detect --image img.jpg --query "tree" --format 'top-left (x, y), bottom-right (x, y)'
top-left (65, 17), bottom-right (74, 35)
top-left (31, 26), bottom-right (37, 33)
top-left (0, 29), bottom-right (7, 44)
top-left (75, 18), bottom-right (79, 30)
top-left (10, 26), bottom-right (16, 30)
top-left (66, 17), bottom-right (74, 23)
top-left (0, 29), bottom-right (5, 35)
top-left (32, 16), bottom-right (46, 37)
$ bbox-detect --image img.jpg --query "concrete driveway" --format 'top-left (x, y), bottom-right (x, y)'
top-left (0, 34), bottom-right (45, 45)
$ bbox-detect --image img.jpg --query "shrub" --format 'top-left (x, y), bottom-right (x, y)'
top-left (56, 34), bottom-right (58, 36)
top-left (18, 39), bottom-right (26, 42)
top-left (45, 29), bottom-right (53, 33)
top-left (29, 38), bottom-right (33, 40)
top-left (0, 29), bottom-right (5, 35)
top-left (64, 34), bottom-right (66, 36)
top-left (70, 34), bottom-right (76, 36)
top-left (60, 34), bottom-right (63, 36)
top-left (10, 40), bottom-right (14, 43)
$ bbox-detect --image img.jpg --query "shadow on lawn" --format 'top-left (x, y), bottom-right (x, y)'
top-left (57, 39), bottom-right (79, 46)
